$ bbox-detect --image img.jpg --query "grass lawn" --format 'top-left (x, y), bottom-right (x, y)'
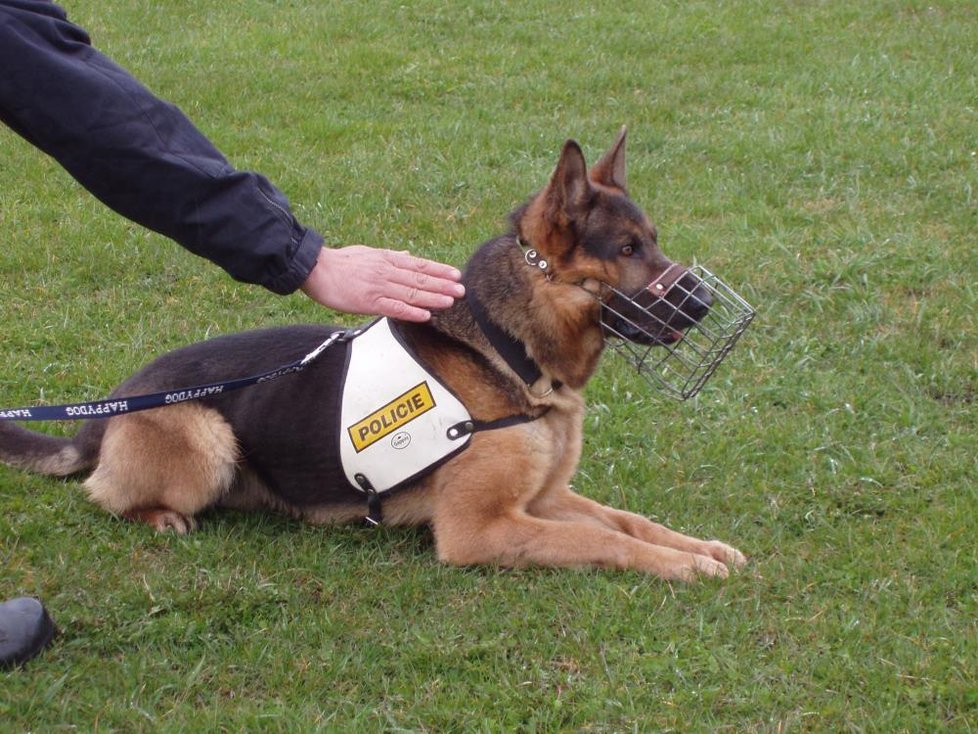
top-left (2, 0), bottom-right (977, 730)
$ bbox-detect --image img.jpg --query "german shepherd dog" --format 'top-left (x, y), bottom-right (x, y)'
top-left (0, 129), bottom-right (746, 581)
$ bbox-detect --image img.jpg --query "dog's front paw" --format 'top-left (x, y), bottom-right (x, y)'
top-left (670, 552), bottom-right (731, 582)
top-left (699, 540), bottom-right (747, 569)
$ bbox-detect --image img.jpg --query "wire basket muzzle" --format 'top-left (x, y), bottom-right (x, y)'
top-left (599, 264), bottom-right (755, 400)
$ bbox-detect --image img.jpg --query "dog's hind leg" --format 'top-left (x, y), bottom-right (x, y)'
top-left (83, 403), bottom-right (238, 534)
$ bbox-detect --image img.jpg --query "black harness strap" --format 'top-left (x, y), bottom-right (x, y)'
top-left (445, 412), bottom-right (547, 440)
top-left (353, 473), bottom-right (385, 527)
top-left (466, 290), bottom-right (543, 387)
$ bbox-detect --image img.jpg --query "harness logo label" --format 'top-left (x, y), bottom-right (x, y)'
top-left (391, 432), bottom-right (412, 450)
top-left (348, 382), bottom-right (436, 453)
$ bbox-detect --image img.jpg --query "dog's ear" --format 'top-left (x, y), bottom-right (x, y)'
top-left (546, 139), bottom-right (592, 226)
top-left (589, 125), bottom-right (628, 192)
top-left (512, 140), bottom-right (592, 256)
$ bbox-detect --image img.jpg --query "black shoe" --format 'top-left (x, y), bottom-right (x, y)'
top-left (0, 597), bottom-right (56, 669)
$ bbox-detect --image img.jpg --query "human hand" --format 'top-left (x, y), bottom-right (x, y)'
top-left (300, 245), bottom-right (465, 322)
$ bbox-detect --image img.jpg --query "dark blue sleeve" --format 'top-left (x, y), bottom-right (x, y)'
top-left (0, 0), bottom-right (322, 294)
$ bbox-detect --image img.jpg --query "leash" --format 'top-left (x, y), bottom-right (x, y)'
top-left (0, 329), bottom-right (357, 422)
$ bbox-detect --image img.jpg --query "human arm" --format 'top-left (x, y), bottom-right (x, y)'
top-left (0, 0), bottom-right (320, 294)
top-left (0, 0), bottom-right (463, 319)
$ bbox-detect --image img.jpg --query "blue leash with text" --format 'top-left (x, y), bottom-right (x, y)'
top-left (0, 329), bottom-right (355, 422)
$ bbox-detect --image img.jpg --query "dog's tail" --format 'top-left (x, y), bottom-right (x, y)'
top-left (0, 422), bottom-right (97, 476)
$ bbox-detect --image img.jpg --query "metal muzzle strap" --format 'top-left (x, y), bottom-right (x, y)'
top-left (647, 263), bottom-right (688, 295)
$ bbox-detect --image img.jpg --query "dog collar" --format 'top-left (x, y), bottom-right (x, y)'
top-left (518, 237), bottom-right (604, 296)
top-left (518, 237), bottom-right (551, 277)
top-left (466, 241), bottom-right (561, 396)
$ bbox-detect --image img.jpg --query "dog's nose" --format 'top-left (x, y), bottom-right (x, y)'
top-left (688, 285), bottom-right (712, 321)
top-left (677, 274), bottom-right (712, 323)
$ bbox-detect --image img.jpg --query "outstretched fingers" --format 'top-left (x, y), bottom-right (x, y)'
top-left (301, 245), bottom-right (465, 322)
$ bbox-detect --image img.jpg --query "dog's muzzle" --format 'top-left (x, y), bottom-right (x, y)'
top-left (599, 264), bottom-right (755, 400)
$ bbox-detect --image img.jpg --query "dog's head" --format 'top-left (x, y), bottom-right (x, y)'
top-left (511, 127), bottom-right (711, 345)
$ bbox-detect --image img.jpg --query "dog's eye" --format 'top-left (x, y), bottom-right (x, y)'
top-left (620, 244), bottom-right (636, 257)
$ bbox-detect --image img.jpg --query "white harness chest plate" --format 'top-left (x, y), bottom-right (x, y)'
top-left (338, 318), bottom-right (472, 494)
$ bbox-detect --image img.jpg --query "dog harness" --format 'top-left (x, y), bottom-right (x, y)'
top-left (338, 317), bottom-right (472, 496)
top-left (337, 318), bottom-right (544, 524)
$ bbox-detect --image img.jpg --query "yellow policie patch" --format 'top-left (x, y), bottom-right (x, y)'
top-left (347, 382), bottom-right (437, 453)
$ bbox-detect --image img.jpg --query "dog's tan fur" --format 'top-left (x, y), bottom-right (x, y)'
top-left (0, 129), bottom-right (746, 581)
top-left (84, 403), bottom-right (237, 533)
